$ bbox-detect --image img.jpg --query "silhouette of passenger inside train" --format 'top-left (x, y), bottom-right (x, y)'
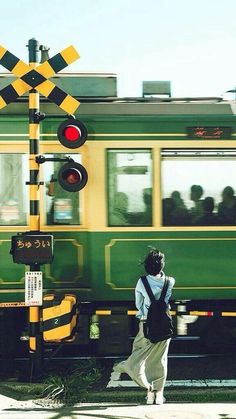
top-left (189, 185), bottom-right (204, 224)
top-left (195, 197), bottom-right (218, 226)
top-left (218, 186), bottom-right (236, 225)
top-left (170, 191), bottom-right (190, 225)
top-left (162, 191), bottom-right (190, 226)
top-left (109, 191), bottom-right (129, 225)
top-left (162, 198), bottom-right (176, 225)
top-left (141, 187), bottom-right (152, 225)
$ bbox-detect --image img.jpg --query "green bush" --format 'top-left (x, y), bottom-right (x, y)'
top-left (42, 359), bottom-right (102, 405)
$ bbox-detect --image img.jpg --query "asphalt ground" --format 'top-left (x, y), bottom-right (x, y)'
top-left (0, 394), bottom-right (236, 419)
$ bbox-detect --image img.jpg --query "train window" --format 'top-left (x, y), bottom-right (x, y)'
top-left (44, 154), bottom-right (82, 225)
top-left (0, 154), bottom-right (28, 225)
top-left (107, 149), bottom-right (152, 226)
top-left (161, 149), bottom-right (236, 226)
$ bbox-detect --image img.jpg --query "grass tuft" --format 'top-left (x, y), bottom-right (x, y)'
top-left (41, 359), bottom-right (102, 405)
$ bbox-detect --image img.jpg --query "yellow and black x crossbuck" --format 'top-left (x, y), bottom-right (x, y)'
top-left (0, 45), bottom-right (80, 114)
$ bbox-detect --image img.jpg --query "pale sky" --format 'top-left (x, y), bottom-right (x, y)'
top-left (1, 0), bottom-right (236, 98)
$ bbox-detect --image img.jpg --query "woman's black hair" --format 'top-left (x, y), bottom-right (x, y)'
top-left (143, 248), bottom-right (165, 275)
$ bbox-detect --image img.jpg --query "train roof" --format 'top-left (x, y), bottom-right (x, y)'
top-left (0, 72), bottom-right (235, 116)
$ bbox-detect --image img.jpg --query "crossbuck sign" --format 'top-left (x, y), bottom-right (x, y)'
top-left (0, 45), bottom-right (80, 114)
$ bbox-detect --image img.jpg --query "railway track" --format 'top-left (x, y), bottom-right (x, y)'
top-left (7, 351), bottom-right (236, 388)
top-left (1, 334), bottom-right (235, 383)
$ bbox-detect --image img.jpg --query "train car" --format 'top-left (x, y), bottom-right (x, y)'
top-left (0, 73), bottom-right (236, 359)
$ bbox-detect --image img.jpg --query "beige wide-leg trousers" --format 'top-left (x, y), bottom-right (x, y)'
top-left (114, 321), bottom-right (171, 391)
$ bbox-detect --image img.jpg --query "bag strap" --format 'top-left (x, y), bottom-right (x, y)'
top-left (159, 277), bottom-right (170, 302)
top-left (141, 275), bottom-right (170, 303)
top-left (141, 276), bottom-right (155, 303)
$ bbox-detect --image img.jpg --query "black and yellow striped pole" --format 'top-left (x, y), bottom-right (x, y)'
top-left (0, 40), bottom-right (81, 380)
top-left (27, 38), bottom-right (42, 380)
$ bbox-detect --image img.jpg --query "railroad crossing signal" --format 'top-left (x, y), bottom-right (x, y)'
top-left (36, 117), bottom-right (88, 192)
top-left (0, 45), bottom-right (80, 114)
top-left (0, 39), bottom-right (84, 382)
top-left (57, 118), bottom-right (88, 191)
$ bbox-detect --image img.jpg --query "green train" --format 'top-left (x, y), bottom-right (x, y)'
top-left (0, 73), bottom-right (236, 357)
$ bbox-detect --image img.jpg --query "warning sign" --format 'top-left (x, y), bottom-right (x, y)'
top-left (25, 271), bottom-right (43, 306)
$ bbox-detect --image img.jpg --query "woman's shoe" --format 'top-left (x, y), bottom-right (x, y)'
top-left (146, 390), bottom-right (156, 405)
top-left (155, 391), bottom-right (166, 405)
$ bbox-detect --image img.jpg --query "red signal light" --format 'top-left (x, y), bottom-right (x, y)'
top-left (63, 168), bottom-right (81, 184)
top-left (63, 125), bottom-right (81, 142)
top-left (58, 118), bottom-right (87, 149)
top-left (58, 161), bottom-right (88, 192)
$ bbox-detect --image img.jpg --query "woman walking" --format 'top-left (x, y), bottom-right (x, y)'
top-left (114, 248), bottom-right (175, 405)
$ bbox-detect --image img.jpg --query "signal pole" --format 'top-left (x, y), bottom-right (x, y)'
top-left (0, 39), bottom-right (83, 381)
top-left (27, 38), bottom-right (43, 381)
